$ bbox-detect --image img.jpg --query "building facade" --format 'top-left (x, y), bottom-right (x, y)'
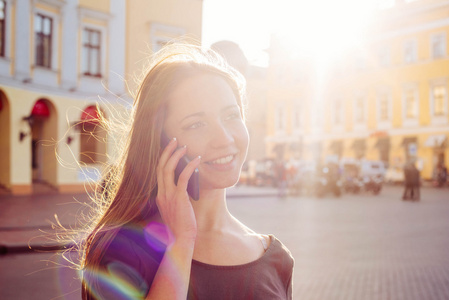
top-left (266, 0), bottom-right (449, 180)
top-left (0, 0), bottom-right (202, 195)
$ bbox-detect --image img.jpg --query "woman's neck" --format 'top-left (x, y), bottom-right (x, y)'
top-left (191, 188), bottom-right (234, 233)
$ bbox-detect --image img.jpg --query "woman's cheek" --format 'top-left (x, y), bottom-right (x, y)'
top-left (238, 123), bottom-right (250, 148)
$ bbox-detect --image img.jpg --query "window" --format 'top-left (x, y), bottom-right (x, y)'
top-left (34, 13), bottom-right (53, 68)
top-left (355, 97), bottom-right (365, 123)
top-left (378, 46), bottom-right (390, 67)
top-left (275, 105), bottom-right (285, 132)
top-left (0, 0), bottom-right (5, 57)
top-left (293, 106), bottom-right (302, 130)
top-left (334, 99), bottom-right (343, 125)
top-left (312, 106), bottom-right (322, 128)
top-left (379, 94), bottom-right (389, 121)
top-left (153, 39), bottom-right (168, 53)
top-left (404, 89), bottom-right (417, 118)
top-left (433, 86), bottom-right (446, 116)
top-left (432, 33), bottom-right (446, 59)
top-left (404, 40), bottom-right (417, 63)
top-left (82, 28), bottom-right (102, 77)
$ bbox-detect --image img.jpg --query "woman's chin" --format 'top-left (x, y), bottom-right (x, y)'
top-left (199, 175), bottom-right (241, 191)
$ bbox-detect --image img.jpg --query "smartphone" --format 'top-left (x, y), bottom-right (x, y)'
top-left (160, 133), bottom-right (200, 200)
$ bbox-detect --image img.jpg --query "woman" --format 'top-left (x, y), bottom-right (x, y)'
top-left (81, 43), bottom-right (294, 299)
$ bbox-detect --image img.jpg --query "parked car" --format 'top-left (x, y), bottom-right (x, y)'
top-left (341, 161), bottom-right (363, 193)
top-left (315, 163), bottom-right (342, 198)
top-left (385, 166), bottom-right (405, 184)
top-left (340, 159), bottom-right (386, 195)
top-left (254, 159), bottom-right (276, 187)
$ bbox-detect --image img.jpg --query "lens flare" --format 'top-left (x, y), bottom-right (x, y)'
top-left (143, 221), bottom-right (170, 253)
top-left (83, 264), bottom-right (148, 299)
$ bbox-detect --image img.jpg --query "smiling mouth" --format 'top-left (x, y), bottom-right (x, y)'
top-left (207, 155), bottom-right (235, 165)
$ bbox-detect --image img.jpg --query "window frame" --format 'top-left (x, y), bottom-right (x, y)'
top-left (150, 23), bottom-right (185, 53)
top-left (0, 0), bottom-right (6, 57)
top-left (431, 32), bottom-right (446, 59)
top-left (354, 96), bottom-right (366, 124)
top-left (275, 103), bottom-right (287, 133)
top-left (403, 39), bottom-right (417, 64)
top-left (34, 13), bottom-right (53, 69)
top-left (402, 84), bottom-right (419, 127)
top-left (292, 103), bottom-right (304, 134)
top-left (333, 98), bottom-right (344, 126)
top-left (82, 28), bottom-right (102, 78)
top-left (376, 88), bottom-right (392, 129)
top-left (80, 23), bottom-right (107, 80)
top-left (353, 92), bottom-right (368, 133)
top-left (430, 81), bottom-right (448, 125)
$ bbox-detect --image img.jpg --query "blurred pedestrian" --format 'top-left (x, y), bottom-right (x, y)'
top-left (437, 164), bottom-right (447, 188)
top-left (409, 163), bottom-right (420, 201)
top-left (275, 160), bottom-right (287, 198)
top-left (402, 161), bottom-right (420, 201)
top-left (402, 162), bottom-right (412, 200)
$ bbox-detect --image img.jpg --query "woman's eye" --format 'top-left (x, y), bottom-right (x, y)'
top-left (186, 121), bottom-right (205, 129)
top-left (225, 112), bottom-right (241, 121)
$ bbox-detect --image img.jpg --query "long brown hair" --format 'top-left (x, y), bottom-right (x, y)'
top-left (81, 43), bottom-right (247, 297)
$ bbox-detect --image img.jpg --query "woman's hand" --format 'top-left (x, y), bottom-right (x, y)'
top-left (156, 137), bottom-right (201, 249)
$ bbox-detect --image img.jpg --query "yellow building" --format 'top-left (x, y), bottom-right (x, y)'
top-left (266, 0), bottom-right (449, 180)
top-left (0, 0), bottom-right (202, 195)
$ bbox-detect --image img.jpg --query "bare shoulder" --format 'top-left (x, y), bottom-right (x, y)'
top-left (233, 217), bottom-right (272, 248)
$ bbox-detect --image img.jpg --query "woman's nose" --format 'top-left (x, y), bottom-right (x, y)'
top-left (209, 123), bottom-right (234, 148)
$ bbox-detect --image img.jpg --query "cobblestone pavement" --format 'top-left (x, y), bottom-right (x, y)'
top-left (1, 185), bottom-right (448, 299)
top-left (227, 185), bottom-right (449, 300)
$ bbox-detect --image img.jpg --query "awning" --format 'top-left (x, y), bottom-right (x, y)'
top-left (31, 99), bottom-right (50, 118)
top-left (81, 106), bottom-right (100, 123)
top-left (424, 134), bottom-right (446, 147)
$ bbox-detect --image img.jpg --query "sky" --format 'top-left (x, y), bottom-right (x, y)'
top-left (202, 0), bottom-right (380, 67)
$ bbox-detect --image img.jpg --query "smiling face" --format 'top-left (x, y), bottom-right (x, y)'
top-left (163, 72), bottom-right (249, 191)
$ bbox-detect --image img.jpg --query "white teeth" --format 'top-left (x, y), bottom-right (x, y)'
top-left (211, 155), bottom-right (234, 164)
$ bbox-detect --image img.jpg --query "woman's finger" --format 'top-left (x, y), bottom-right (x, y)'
top-left (176, 156), bottom-right (201, 191)
top-left (158, 137), bottom-right (178, 171)
top-left (163, 146), bottom-right (188, 188)
top-left (157, 137), bottom-right (177, 199)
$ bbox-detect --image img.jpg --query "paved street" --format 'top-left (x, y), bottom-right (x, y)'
top-left (228, 185), bottom-right (449, 300)
top-left (1, 185), bottom-right (449, 299)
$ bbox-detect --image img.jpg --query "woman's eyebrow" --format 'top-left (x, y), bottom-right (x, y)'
top-left (180, 112), bottom-right (205, 123)
top-left (221, 105), bottom-right (240, 112)
top-left (179, 105), bottom-right (239, 123)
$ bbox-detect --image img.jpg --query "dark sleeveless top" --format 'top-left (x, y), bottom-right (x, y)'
top-left (83, 222), bottom-right (294, 299)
